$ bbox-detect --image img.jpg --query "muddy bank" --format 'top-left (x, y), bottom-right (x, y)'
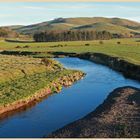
top-left (77, 52), bottom-right (140, 81)
top-left (48, 86), bottom-right (140, 138)
top-left (0, 71), bottom-right (85, 116)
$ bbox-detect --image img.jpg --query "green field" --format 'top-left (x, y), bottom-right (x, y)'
top-left (1, 38), bottom-right (140, 64)
top-left (0, 55), bottom-right (82, 106)
top-left (0, 55), bottom-right (47, 83)
top-left (0, 68), bottom-right (79, 106)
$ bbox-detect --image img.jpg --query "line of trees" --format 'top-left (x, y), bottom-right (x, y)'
top-left (33, 30), bottom-right (113, 42)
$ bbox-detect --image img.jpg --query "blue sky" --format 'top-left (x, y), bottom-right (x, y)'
top-left (0, 2), bottom-right (140, 26)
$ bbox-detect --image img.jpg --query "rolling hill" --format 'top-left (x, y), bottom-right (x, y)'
top-left (72, 22), bottom-right (139, 35)
top-left (14, 17), bottom-right (140, 36)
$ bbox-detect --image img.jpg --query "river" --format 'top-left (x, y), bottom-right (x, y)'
top-left (0, 57), bottom-right (140, 138)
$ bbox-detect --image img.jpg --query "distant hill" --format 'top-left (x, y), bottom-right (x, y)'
top-left (6, 25), bottom-right (24, 30)
top-left (15, 17), bottom-right (140, 37)
top-left (72, 22), bottom-right (139, 35)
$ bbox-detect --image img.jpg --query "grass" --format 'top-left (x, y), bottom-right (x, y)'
top-left (1, 38), bottom-right (140, 64)
top-left (0, 69), bottom-right (78, 106)
top-left (73, 22), bottom-right (140, 35)
top-left (0, 55), bottom-right (47, 83)
top-left (1, 37), bottom-right (140, 106)
top-left (0, 55), bottom-right (81, 106)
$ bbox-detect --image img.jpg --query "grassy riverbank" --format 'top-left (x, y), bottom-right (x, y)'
top-left (0, 55), bottom-right (84, 114)
top-left (48, 86), bottom-right (140, 138)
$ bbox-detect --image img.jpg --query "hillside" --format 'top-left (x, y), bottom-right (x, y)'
top-left (2, 25), bottom-right (23, 30)
top-left (15, 17), bottom-right (140, 36)
top-left (72, 22), bottom-right (140, 36)
top-left (0, 27), bottom-right (19, 38)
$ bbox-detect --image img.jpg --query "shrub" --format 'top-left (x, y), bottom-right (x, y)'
top-left (117, 41), bottom-right (121, 44)
top-left (99, 41), bottom-right (103, 44)
top-left (15, 46), bottom-right (21, 48)
top-left (58, 44), bottom-right (63, 47)
top-left (85, 43), bottom-right (90, 46)
top-left (41, 58), bottom-right (54, 67)
top-left (23, 45), bottom-right (30, 48)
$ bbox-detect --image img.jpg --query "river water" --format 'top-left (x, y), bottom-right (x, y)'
top-left (0, 57), bottom-right (140, 138)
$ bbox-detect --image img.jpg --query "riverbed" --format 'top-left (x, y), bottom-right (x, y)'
top-left (0, 57), bottom-right (140, 138)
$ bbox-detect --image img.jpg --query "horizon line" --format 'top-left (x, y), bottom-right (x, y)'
top-left (0, 16), bottom-right (140, 27)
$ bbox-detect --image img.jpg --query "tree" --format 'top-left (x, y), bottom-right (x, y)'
top-left (33, 30), bottom-right (113, 42)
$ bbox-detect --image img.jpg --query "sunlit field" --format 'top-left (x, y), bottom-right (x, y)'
top-left (0, 54), bottom-right (82, 106)
top-left (1, 38), bottom-right (140, 64)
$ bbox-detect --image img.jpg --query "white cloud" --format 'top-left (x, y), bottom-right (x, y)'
top-left (114, 5), bottom-right (140, 12)
top-left (23, 6), bottom-right (45, 10)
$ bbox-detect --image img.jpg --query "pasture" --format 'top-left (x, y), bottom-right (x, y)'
top-left (0, 38), bottom-right (140, 64)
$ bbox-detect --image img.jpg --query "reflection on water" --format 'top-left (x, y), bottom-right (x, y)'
top-left (0, 57), bottom-right (140, 138)
top-left (0, 94), bottom-right (52, 122)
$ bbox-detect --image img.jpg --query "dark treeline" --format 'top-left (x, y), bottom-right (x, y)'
top-left (33, 30), bottom-right (114, 42)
